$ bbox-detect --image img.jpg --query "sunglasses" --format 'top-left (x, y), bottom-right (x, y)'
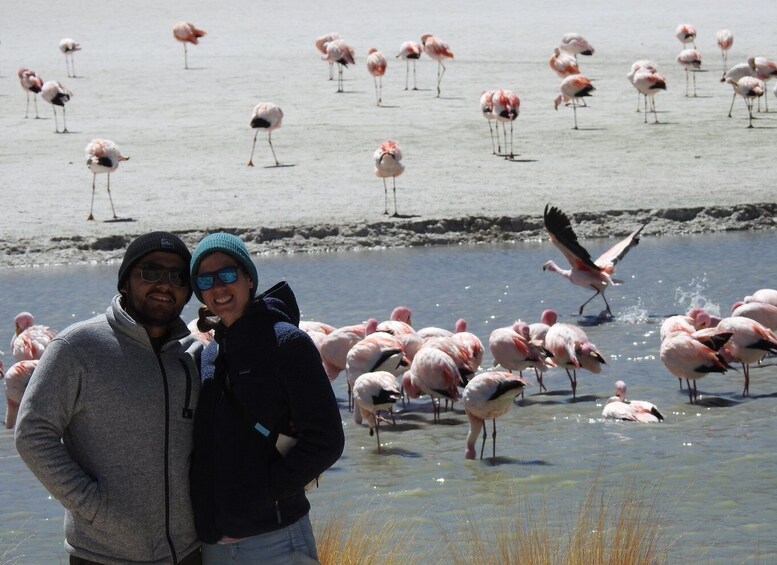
top-left (136, 263), bottom-right (188, 288)
top-left (195, 266), bottom-right (240, 291)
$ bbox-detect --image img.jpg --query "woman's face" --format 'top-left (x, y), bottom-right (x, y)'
top-left (196, 251), bottom-right (254, 327)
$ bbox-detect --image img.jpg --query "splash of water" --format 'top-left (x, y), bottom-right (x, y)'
top-left (673, 275), bottom-right (721, 317)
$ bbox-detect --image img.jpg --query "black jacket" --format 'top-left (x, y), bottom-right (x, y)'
top-left (191, 281), bottom-right (344, 543)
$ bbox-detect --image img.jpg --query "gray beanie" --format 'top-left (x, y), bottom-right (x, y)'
top-left (117, 231), bottom-right (193, 301)
top-left (190, 232), bottom-right (258, 302)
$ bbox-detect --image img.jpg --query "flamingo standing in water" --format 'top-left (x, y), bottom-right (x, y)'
top-left (480, 90), bottom-right (501, 155)
top-left (173, 22), bottom-right (206, 69)
top-left (18, 68), bottom-right (44, 119)
top-left (730, 76), bottom-right (765, 128)
top-left (353, 371), bottom-right (402, 453)
top-left (627, 60), bottom-right (659, 112)
top-left (549, 47), bottom-right (580, 78)
top-left (544, 323), bottom-right (605, 399)
top-left (554, 75), bottom-right (595, 129)
top-left (323, 39), bottom-right (355, 93)
top-left (491, 89), bottom-right (520, 159)
top-left (601, 380), bottom-right (664, 423)
top-left (751, 56), bottom-right (777, 112)
top-left (631, 67), bottom-right (667, 124)
top-left (396, 41), bottom-right (422, 90)
top-left (717, 29), bottom-right (734, 76)
top-left (660, 330), bottom-right (732, 403)
top-left (373, 140), bottom-right (405, 217)
top-left (366, 48), bottom-right (387, 106)
top-left (247, 102), bottom-right (283, 167)
top-left (41, 80), bottom-right (72, 133)
top-left (558, 33), bottom-right (595, 59)
top-left (677, 49), bottom-right (702, 97)
top-left (463, 371), bottom-right (529, 460)
top-left (11, 312), bottom-right (56, 362)
top-left (85, 139), bottom-right (129, 221)
top-left (717, 316), bottom-right (777, 396)
top-left (721, 59), bottom-right (756, 117)
top-left (675, 24), bottom-right (697, 49)
top-left (4, 360), bottom-right (38, 429)
top-left (403, 347), bottom-right (461, 422)
top-left (421, 33), bottom-right (453, 97)
top-left (315, 32), bottom-right (342, 80)
top-left (543, 204), bottom-right (646, 318)
top-left (745, 288), bottom-right (777, 306)
top-left (59, 38), bottom-right (80, 77)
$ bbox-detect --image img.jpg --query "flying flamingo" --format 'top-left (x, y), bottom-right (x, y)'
top-left (463, 371), bottom-right (529, 460)
top-left (601, 380), bottom-right (664, 423)
top-left (554, 75), bottom-right (595, 130)
top-left (366, 48), bottom-right (387, 106)
top-left (420, 33), bottom-right (453, 98)
top-left (396, 41), bottom-right (422, 90)
top-left (353, 371), bottom-right (402, 453)
top-left (721, 59), bottom-right (756, 117)
top-left (491, 89), bottom-right (520, 159)
top-left (716, 29), bottom-right (734, 76)
top-left (558, 33), bottom-right (595, 59)
top-left (373, 140), bottom-right (405, 217)
top-left (18, 68), bottom-right (44, 119)
top-left (730, 76), bottom-right (765, 128)
top-left (59, 38), bottom-right (80, 77)
top-left (172, 22), bottom-right (206, 69)
top-left (677, 49), bottom-right (702, 97)
top-left (628, 60), bottom-right (658, 112)
top-left (660, 329), bottom-right (732, 403)
top-left (40, 80), bottom-right (72, 133)
top-left (85, 139), bottom-right (129, 221)
top-left (675, 24), bottom-right (697, 49)
top-left (4, 360), bottom-right (38, 429)
top-left (549, 47), bottom-right (580, 78)
top-left (11, 312), bottom-right (57, 362)
top-left (247, 102), bottom-right (283, 167)
top-left (631, 67), bottom-right (667, 124)
top-left (542, 204), bottom-right (646, 317)
top-left (323, 39), bottom-right (355, 93)
top-left (544, 323), bottom-right (605, 399)
top-left (480, 90), bottom-right (501, 155)
top-left (315, 32), bottom-right (342, 80)
top-left (717, 316), bottom-right (777, 395)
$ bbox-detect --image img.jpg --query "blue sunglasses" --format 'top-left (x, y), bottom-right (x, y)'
top-left (195, 266), bottom-right (240, 291)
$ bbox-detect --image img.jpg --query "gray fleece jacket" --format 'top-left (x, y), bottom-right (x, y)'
top-left (15, 295), bottom-right (202, 565)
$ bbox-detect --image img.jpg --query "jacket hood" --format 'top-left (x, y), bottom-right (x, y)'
top-left (256, 281), bottom-right (300, 327)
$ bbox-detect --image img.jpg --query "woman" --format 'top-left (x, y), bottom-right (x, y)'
top-left (189, 232), bottom-right (344, 564)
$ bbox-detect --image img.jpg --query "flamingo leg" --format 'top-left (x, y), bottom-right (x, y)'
top-left (635, 91), bottom-right (641, 112)
top-left (508, 120), bottom-right (515, 159)
top-left (491, 418), bottom-right (498, 459)
top-left (572, 100), bottom-right (579, 130)
top-left (578, 288), bottom-right (601, 315)
top-left (25, 92), bottom-right (30, 119)
top-left (267, 131), bottom-right (279, 166)
top-left (184, 43), bottom-right (189, 70)
top-left (651, 95), bottom-right (659, 124)
top-left (328, 61), bottom-right (334, 80)
top-left (88, 174), bottom-right (97, 220)
top-left (565, 368), bottom-right (577, 400)
top-left (404, 60), bottom-right (409, 90)
top-left (247, 130), bottom-right (259, 166)
top-left (374, 416), bottom-right (382, 454)
top-left (391, 176), bottom-right (399, 217)
top-left (106, 174), bottom-right (118, 219)
top-left (412, 60), bottom-right (418, 90)
top-left (374, 76), bottom-right (381, 106)
top-left (479, 418), bottom-right (487, 460)
top-left (727, 91), bottom-right (737, 118)
top-left (746, 97), bottom-right (754, 128)
top-left (34, 95), bottom-right (40, 119)
top-left (382, 178), bottom-right (389, 215)
top-left (742, 363), bottom-right (750, 396)
top-left (52, 107), bottom-right (60, 133)
top-left (436, 61), bottom-right (446, 98)
top-left (62, 106), bottom-right (68, 133)
top-left (692, 71), bottom-right (697, 97)
top-left (487, 121), bottom-right (496, 154)
top-left (71, 54), bottom-right (77, 78)
top-left (643, 93), bottom-right (648, 124)
top-left (685, 70), bottom-right (690, 97)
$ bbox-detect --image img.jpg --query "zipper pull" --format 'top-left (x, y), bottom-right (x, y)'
top-left (274, 500), bottom-right (282, 524)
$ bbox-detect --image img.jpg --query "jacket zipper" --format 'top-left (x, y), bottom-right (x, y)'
top-left (275, 500), bottom-right (282, 525)
top-left (157, 351), bottom-right (179, 565)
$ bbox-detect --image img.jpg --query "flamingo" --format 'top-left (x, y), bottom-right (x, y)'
top-left (300, 321), bottom-right (337, 335)
top-left (366, 48), bottom-right (387, 106)
top-left (396, 41), bottom-right (422, 90)
top-left (554, 75), bottom-right (595, 130)
top-left (85, 139), bottom-right (129, 221)
top-left (18, 68), bottom-right (44, 119)
top-left (315, 32), bottom-right (342, 80)
top-left (745, 288), bottom-right (777, 307)
top-left (421, 335), bottom-right (478, 386)
top-left (323, 39), bottom-right (355, 93)
top-left (247, 102), bottom-right (283, 167)
top-left (631, 67), bottom-right (667, 124)
top-left (319, 322), bottom-right (368, 381)
top-left (480, 90), bottom-right (501, 155)
top-left (717, 316), bottom-right (777, 396)
top-left (601, 380), bottom-right (663, 423)
top-left (59, 38), bottom-right (80, 77)
top-left (660, 330), bottom-right (732, 403)
top-left (420, 33), bottom-right (453, 97)
top-left (373, 140), bottom-right (405, 217)
top-left (451, 330), bottom-right (485, 376)
top-left (628, 60), bottom-right (658, 112)
top-left (549, 47), bottom-right (580, 78)
top-left (677, 49), bottom-right (702, 97)
top-left (4, 360), bottom-right (38, 429)
top-left (489, 322), bottom-right (553, 382)
top-left (463, 371), bottom-right (529, 460)
top-left (346, 329), bottom-right (408, 415)
top-left (675, 24), bottom-right (697, 49)
top-left (11, 312), bottom-right (56, 362)
top-left (353, 371), bottom-right (402, 453)
top-left (528, 309), bottom-right (558, 390)
top-left (544, 323), bottom-right (605, 399)
top-left (491, 89), bottom-right (520, 159)
top-left (403, 347), bottom-right (461, 422)
top-left (558, 33), bottom-right (595, 59)
top-left (417, 318), bottom-right (469, 340)
top-left (731, 76), bottom-right (765, 128)
top-left (751, 56), bottom-right (777, 112)
top-left (731, 302), bottom-right (777, 331)
top-left (41, 81), bottom-right (72, 133)
top-left (172, 22), bottom-right (206, 69)
top-left (721, 59), bottom-right (756, 117)
top-left (716, 29), bottom-right (734, 76)
top-left (542, 204), bottom-right (646, 317)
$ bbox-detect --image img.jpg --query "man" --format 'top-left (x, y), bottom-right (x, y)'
top-left (15, 232), bottom-right (202, 565)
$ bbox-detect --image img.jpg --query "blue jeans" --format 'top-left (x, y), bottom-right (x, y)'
top-left (202, 515), bottom-right (319, 564)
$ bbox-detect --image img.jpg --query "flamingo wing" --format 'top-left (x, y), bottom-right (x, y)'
top-left (543, 204), bottom-right (599, 272)
top-left (594, 221), bottom-right (648, 269)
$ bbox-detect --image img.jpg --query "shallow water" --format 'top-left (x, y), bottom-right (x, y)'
top-left (2, 231), bottom-right (777, 563)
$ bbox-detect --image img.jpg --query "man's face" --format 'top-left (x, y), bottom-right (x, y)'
top-left (120, 251), bottom-right (190, 337)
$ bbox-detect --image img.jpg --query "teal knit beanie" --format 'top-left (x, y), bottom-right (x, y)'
top-left (190, 233), bottom-right (258, 302)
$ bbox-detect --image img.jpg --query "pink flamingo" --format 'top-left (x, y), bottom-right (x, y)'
top-left (489, 322), bottom-right (554, 391)
top-left (717, 316), bottom-right (777, 396)
top-left (248, 102), bottom-right (283, 167)
top-left (11, 312), bottom-right (57, 362)
top-left (542, 204), bottom-right (646, 317)
top-left (480, 90), bottom-right (501, 155)
top-left (544, 323), bottom-right (605, 400)
top-left (346, 328), bottom-right (408, 414)
top-left (731, 76), bottom-right (765, 128)
top-left (396, 41), bottom-right (422, 90)
top-left (463, 371), bottom-right (529, 460)
top-left (731, 301), bottom-right (777, 331)
top-left (300, 321), bottom-right (337, 335)
top-left (421, 335), bottom-right (478, 386)
top-left (41, 80), bottom-right (72, 133)
top-left (18, 68), bottom-right (44, 118)
top-left (420, 33), bottom-right (454, 97)
top-left (319, 322), bottom-right (368, 381)
top-left (366, 48), bottom-right (387, 106)
top-left (323, 39), bottom-right (355, 93)
top-left (558, 33), bottom-right (595, 59)
top-left (353, 371), bottom-right (402, 453)
top-left (59, 38), bottom-right (80, 77)
top-left (85, 138), bottom-right (129, 221)
top-left (315, 32), bottom-right (342, 80)
top-left (717, 29), bottom-right (734, 76)
top-left (403, 347), bottom-right (460, 422)
top-left (677, 49), bottom-right (702, 97)
top-left (745, 288), bottom-right (777, 306)
top-left (417, 318), bottom-right (468, 340)
top-left (631, 67), bottom-right (667, 124)
top-left (373, 140), bottom-right (405, 217)
top-left (751, 56), bottom-right (777, 112)
top-left (628, 60), bottom-right (658, 112)
top-left (4, 360), bottom-right (38, 429)
top-left (660, 329), bottom-right (732, 403)
top-left (722, 59), bottom-right (756, 117)
top-left (554, 75), bottom-right (595, 130)
top-left (601, 380), bottom-right (663, 423)
top-left (491, 89), bottom-right (520, 159)
top-left (172, 22), bottom-right (206, 69)
top-left (549, 47), bottom-right (580, 78)
top-left (675, 24), bottom-right (697, 49)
